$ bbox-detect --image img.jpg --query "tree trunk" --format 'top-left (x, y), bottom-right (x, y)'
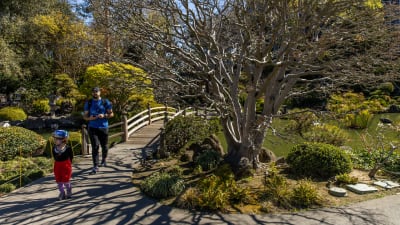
top-left (222, 117), bottom-right (269, 178)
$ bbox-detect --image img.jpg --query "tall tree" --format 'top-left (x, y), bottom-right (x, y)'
top-left (112, 0), bottom-right (385, 174)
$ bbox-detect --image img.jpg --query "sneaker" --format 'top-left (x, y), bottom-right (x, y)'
top-left (100, 160), bottom-right (107, 167)
top-left (89, 167), bottom-right (99, 175)
top-left (66, 189), bottom-right (72, 199)
top-left (58, 191), bottom-right (65, 201)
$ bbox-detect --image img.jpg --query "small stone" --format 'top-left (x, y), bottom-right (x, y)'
top-left (346, 183), bottom-right (378, 194)
top-left (329, 187), bottom-right (347, 197)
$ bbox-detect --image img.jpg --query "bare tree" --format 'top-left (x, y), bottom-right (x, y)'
top-left (111, 0), bottom-right (379, 174)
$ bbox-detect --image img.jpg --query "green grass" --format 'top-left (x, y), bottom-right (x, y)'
top-left (263, 113), bottom-right (400, 157)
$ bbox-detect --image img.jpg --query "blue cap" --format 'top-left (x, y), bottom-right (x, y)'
top-left (53, 130), bottom-right (69, 139)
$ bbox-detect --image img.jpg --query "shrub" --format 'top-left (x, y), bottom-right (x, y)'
top-left (350, 144), bottom-right (400, 171)
top-left (213, 163), bottom-right (235, 181)
top-left (344, 109), bottom-right (372, 129)
top-left (195, 150), bottom-right (221, 171)
top-left (57, 98), bottom-right (76, 114)
top-left (27, 170), bottom-right (45, 180)
top-left (0, 156), bottom-right (52, 192)
top-left (327, 92), bottom-right (384, 129)
top-left (0, 107), bottom-right (27, 121)
top-left (303, 124), bottom-right (347, 146)
top-left (286, 142), bottom-right (352, 179)
top-left (335, 173), bottom-right (358, 186)
top-left (290, 179), bottom-right (321, 208)
top-left (43, 131), bottom-right (82, 157)
top-left (284, 109), bottom-right (317, 136)
top-left (166, 165), bottom-right (184, 178)
top-left (173, 163), bottom-right (254, 211)
top-left (176, 187), bottom-right (201, 209)
top-left (378, 82), bottom-right (394, 94)
top-left (180, 153), bottom-right (191, 162)
top-left (196, 175), bottom-right (231, 211)
top-left (32, 99), bottom-right (50, 115)
top-left (0, 183), bottom-right (16, 193)
top-left (164, 116), bottom-right (220, 153)
top-left (263, 163), bottom-right (291, 208)
top-left (140, 171), bottom-right (185, 199)
top-left (0, 127), bottom-right (46, 161)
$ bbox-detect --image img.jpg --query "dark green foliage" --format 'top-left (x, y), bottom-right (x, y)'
top-left (285, 90), bottom-right (327, 109)
top-left (0, 127), bottom-right (46, 161)
top-left (287, 142), bottom-right (352, 179)
top-left (0, 107), bottom-right (27, 121)
top-left (164, 116), bottom-right (220, 153)
top-left (195, 150), bottom-right (221, 171)
top-left (27, 169), bottom-right (45, 180)
top-left (180, 153), bottom-right (190, 162)
top-left (166, 165), bottom-right (184, 178)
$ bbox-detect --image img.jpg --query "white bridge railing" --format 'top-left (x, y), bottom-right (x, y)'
top-left (81, 104), bottom-right (216, 155)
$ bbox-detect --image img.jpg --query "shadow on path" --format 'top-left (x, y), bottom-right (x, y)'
top-left (0, 143), bottom-right (399, 225)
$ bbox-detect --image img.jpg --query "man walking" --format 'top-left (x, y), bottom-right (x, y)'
top-left (83, 87), bottom-right (114, 174)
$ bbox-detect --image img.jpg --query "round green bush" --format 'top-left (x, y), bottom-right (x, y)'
top-left (0, 127), bottom-right (46, 161)
top-left (43, 131), bottom-right (82, 157)
top-left (0, 107), bottom-right (27, 121)
top-left (164, 116), bottom-right (220, 153)
top-left (286, 142), bottom-right (352, 179)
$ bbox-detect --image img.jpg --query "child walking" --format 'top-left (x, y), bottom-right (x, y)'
top-left (52, 130), bottom-right (73, 200)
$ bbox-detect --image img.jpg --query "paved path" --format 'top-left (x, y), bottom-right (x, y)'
top-left (1, 132), bottom-right (400, 224)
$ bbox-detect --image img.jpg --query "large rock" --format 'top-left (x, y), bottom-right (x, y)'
top-left (387, 105), bottom-right (400, 113)
top-left (21, 116), bottom-right (82, 130)
top-left (259, 147), bottom-right (277, 163)
top-left (23, 117), bottom-right (46, 130)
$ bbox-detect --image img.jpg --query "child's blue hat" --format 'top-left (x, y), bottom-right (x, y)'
top-left (53, 130), bottom-right (69, 139)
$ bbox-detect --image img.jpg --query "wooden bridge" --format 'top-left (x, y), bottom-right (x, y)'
top-left (80, 105), bottom-right (216, 155)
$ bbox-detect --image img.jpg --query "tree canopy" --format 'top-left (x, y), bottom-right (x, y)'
top-left (106, 0), bottom-right (392, 173)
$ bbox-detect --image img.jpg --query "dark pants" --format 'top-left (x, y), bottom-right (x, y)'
top-left (88, 127), bottom-right (109, 167)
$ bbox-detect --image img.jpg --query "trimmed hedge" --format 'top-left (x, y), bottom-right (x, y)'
top-left (0, 127), bottom-right (46, 161)
top-left (0, 107), bottom-right (27, 121)
top-left (286, 142), bottom-right (352, 179)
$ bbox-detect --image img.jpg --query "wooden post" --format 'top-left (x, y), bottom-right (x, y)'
top-left (81, 124), bottom-right (90, 155)
top-left (122, 111), bottom-right (129, 142)
top-left (164, 102), bottom-right (168, 124)
top-left (147, 103), bottom-right (152, 125)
